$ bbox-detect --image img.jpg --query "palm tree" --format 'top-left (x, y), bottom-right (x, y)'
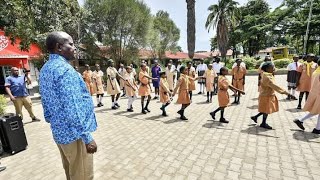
top-left (186, 0), bottom-right (195, 59)
top-left (205, 0), bottom-right (239, 61)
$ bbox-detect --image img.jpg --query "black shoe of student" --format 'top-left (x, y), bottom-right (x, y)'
top-left (180, 116), bottom-right (188, 120)
top-left (32, 117), bottom-right (41, 122)
top-left (286, 96), bottom-right (291, 100)
top-left (312, 128), bottom-right (320, 134)
top-left (177, 110), bottom-right (183, 115)
top-left (231, 101), bottom-right (237, 105)
top-left (260, 123), bottom-right (272, 129)
top-left (198, 92), bottom-right (202, 94)
top-left (97, 103), bottom-right (102, 107)
top-left (160, 107), bottom-right (164, 111)
top-left (153, 97), bottom-right (158, 100)
top-left (115, 103), bottom-right (120, 108)
top-left (121, 94), bottom-right (126, 97)
top-left (101, 103), bottom-right (104, 106)
top-left (141, 110), bottom-right (147, 114)
top-left (219, 118), bottom-right (229, 123)
top-left (206, 100), bottom-right (209, 103)
top-left (292, 97), bottom-right (298, 100)
top-left (293, 119), bottom-right (305, 130)
top-left (251, 116), bottom-right (258, 123)
top-left (162, 112), bottom-right (168, 117)
top-left (297, 105), bottom-right (302, 110)
top-left (209, 112), bottom-right (215, 120)
top-left (144, 108), bottom-right (151, 112)
top-left (127, 109), bottom-right (133, 112)
top-left (112, 106), bottom-right (118, 110)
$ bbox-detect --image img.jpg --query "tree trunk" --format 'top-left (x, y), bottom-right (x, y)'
top-left (186, 0), bottom-right (195, 59)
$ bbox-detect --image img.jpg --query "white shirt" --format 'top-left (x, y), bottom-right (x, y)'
top-left (196, 63), bottom-right (207, 72)
top-left (213, 62), bottom-right (223, 73)
top-left (166, 66), bottom-right (177, 76)
top-left (177, 64), bottom-right (182, 72)
top-left (287, 62), bottom-right (300, 71)
top-left (232, 62), bottom-right (246, 69)
top-left (118, 68), bottom-right (126, 76)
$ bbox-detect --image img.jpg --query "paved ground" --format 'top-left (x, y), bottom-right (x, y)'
top-left (1, 75), bottom-right (320, 180)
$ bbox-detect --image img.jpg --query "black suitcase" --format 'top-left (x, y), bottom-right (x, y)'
top-left (0, 114), bottom-right (28, 154)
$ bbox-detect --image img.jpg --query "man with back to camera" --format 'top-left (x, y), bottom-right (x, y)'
top-left (39, 31), bottom-right (97, 180)
top-left (5, 67), bottom-right (40, 122)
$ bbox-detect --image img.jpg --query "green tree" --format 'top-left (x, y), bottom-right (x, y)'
top-left (210, 36), bottom-right (218, 51)
top-left (205, 0), bottom-right (239, 61)
top-left (84, 0), bottom-right (152, 65)
top-left (151, 10), bottom-right (180, 60)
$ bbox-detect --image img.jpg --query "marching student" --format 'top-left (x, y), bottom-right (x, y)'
top-left (196, 60), bottom-right (207, 94)
top-left (159, 72), bottom-right (172, 116)
top-left (118, 63), bottom-right (127, 97)
top-left (203, 64), bottom-right (216, 103)
top-left (82, 64), bottom-right (94, 95)
top-left (139, 63), bottom-right (156, 114)
top-left (213, 57), bottom-right (223, 94)
top-left (209, 67), bottom-right (245, 123)
top-left (296, 54), bottom-right (318, 109)
top-left (92, 64), bottom-right (105, 107)
top-left (286, 55), bottom-right (300, 100)
top-left (107, 59), bottom-right (126, 110)
top-left (187, 62), bottom-right (196, 101)
top-left (173, 66), bottom-right (200, 120)
top-left (293, 59), bottom-right (320, 134)
top-left (251, 62), bottom-right (291, 129)
top-left (166, 63), bottom-right (176, 92)
top-left (231, 59), bottom-right (247, 104)
top-left (124, 66), bottom-right (138, 112)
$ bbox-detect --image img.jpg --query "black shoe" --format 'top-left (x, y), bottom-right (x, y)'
top-left (198, 92), bottom-right (202, 94)
top-left (219, 118), bottom-right (229, 123)
top-left (130, 106), bottom-right (133, 110)
top-left (101, 103), bottom-right (104, 106)
top-left (112, 106), bottom-right (118, 110)
top-left (127, 109), bottom-right (134, 112)
top-left (312, 128), bottom-right (320, 134)
top-left (297, 105), bottom-right (302, 110)
top-left (153, 97), bottom-right (158, 100)
top-left (141, 110), bottom-right (147, 114)
top-left (97, 103), bottom-right (102, 107)
top-left (180, 116), bottom-right (188, 120)
top-left (144, 108), bottom-right (151, 112)
top-left (292, 97), bottom-right (298, 100)
top-left (160, 106), bottom-right (164, 111)
top-left (114, 103), bottom-right (120, 107)
top-left (32, 117), bottom-right (41, 122)
top-left (121, 94), bottom-right (126, 97)
top-left (231, 101), bottom-right (237, 104)
top-left (209, 112), bottom-right (215, 120)
top-left (162, 112), bottom-right (168, 116)
top-left (260, 123), bottom-right (272, 129)
top-left (251, 116), bottom-right (258, 123)
top-left (286, 96), bottom-right (291, 100)
top-left (293, 119), bottom-right (305, 130)
top-left (206, 100), bottom-right (209, 103)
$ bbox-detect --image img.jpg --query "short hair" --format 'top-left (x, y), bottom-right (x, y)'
top-left (180, 66), bottom-right (186, 73)
top-left (220, 67), bottom-right (228, 74)
top-left (261, 61), bottom-right (274, 72)
top-left (46, 31), bottom-right (69, 53)
top-left (160, 72), bottom-right (166, 76)
top-left (125, 66), bottom-right (132, 70)
top-left (140, 63), bottom-right (146, 68)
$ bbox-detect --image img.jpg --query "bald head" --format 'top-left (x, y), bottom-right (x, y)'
top-left (46, 31), bottom-right (76, 60)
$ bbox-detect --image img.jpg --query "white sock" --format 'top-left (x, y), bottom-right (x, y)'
top-left (100, 96), bottom-right (103, 103)
top-left (292, 89), bottom-right (296, 96)
top-left (299, 113), bottom-right (316, 122)
top-left (97, 98), bottom-right (99, 104)
top-left (128, 97), bottom-right (132, 109)
top-left (316, 115), bottom-right (320, 130)
top-left (112, 102), bottom-right (115, 106)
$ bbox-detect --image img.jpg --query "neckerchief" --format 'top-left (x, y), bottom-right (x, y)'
top-left (304, 61), bottom-right (314, 77)
top-left (313, 66), bottom-right (320, 75)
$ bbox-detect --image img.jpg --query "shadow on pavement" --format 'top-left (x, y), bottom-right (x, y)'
top-left (286, 108), bottom-right (300, 113)
top-left (292, 130), bottom-right (320, 143)
top-left (241, 126), bottom-right (279, 138)
top-left (202, 121), bottom-right (233, 130)
top-left (113, 111), bottom-right (129, 116)
top-left (196, 101), bottom-right (210, 105)
top-left (144, 115), bottom-right (163, 121)
top-left (251, 97), bottom-right (258, 101)
top-left (95, 108), bottom-right (110, 113)
top-left (247, 105), bottom-right (258, 109)
top-left (163, 118), bottom-right (187, 124)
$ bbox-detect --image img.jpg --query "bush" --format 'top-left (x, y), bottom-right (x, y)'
top-left (242, 56), bottom-right (256, 70)
top-left (273, 59), bottom-right (292, 69)
top-left (0, 95), bottom-right (7, 116)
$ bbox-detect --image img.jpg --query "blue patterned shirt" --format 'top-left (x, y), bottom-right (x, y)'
top-left (39, 54), bottom-right (97, 145)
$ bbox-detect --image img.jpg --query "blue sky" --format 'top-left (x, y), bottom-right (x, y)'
top-left (78, 0), bottom-right (282, 52)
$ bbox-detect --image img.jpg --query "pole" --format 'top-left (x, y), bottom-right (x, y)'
top-left (303, 0), bottom-right (314, 54)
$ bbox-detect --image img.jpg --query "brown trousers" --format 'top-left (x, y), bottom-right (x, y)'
top-left (57, 139), bottom-right (94, 180)
top-left (12, 96), bottom-right (35, 120)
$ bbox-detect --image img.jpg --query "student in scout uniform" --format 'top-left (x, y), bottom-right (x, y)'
top-left (209, 67), bottom-right (245, 123)
top-left (213, 57), bottom-right (223, 94)
top-left (107, 59), bottom-right (126, 110)
top-left (139, 63), bottom-right (155, 114)
top-left (203, 64), bottom-right (216, 103)
top-left (118, 63), bottom-right (127, 97)
top-left (251, 62), bottom-right (291, 129)
top-left (92, 64), bottom-right (105, 107)
top-left (82, 64), bottom-right (94, 95)
top-left (294, 60), bottom-right (320, 134)
top-left (124, 66), bottom-right (138, 112)
top-left (187, 62), bottom-right (196, 101)
top-left (286, 55), bottom-right (300, 100)
top-left (166, 63), bottom-right (176, 92)
top-left (231, 59), bottom-right (247, 104)
top-left (159, 72), bottom-right (172, 116)
top-left (296, 54), bottom-right (318, 109)
top-left (173, 66), bottom-right (200, 120)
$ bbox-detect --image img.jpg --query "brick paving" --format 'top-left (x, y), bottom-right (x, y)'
top-left (1, 75), bottom-right (320, 180)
